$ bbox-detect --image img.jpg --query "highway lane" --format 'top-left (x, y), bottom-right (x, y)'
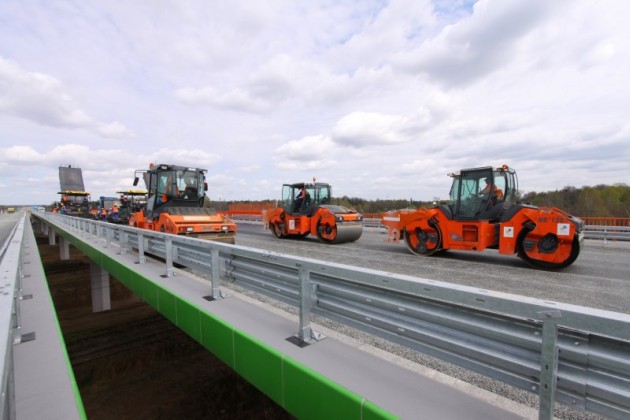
top-left (233, 222), bottom-right (630, 314)
top-left (0, 213), bottom-right (21, 252)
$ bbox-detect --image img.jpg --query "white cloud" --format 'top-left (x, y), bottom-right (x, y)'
top-left (273, 135), bottom-right (338, 171)
top-left (0, 145), bottom-right (43, 164)
top-left (237, 165), bottom-right (262, 174)
top-left (0, 57), bottom-right (133, 138)
top-left (331, 110), bottom-right (432, 147)
top-left (175, 86), bottom-right (272, 114)
top-left (148, 149), bottom-right (223, 170)
top-left (0, 0), bottom-right (629, 205)
top-left (395, 0), bottom-right (559, 86)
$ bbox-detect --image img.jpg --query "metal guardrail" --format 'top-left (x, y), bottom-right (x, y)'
top-left (585, 225), bottom-right (630, 242)
top-left (34, 213), bottom-right (630, 419)
top-left (0, 217), bottom-right (24, 419)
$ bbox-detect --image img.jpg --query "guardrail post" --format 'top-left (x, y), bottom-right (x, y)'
top-left (105, 226), bottom-right (113, 248)
top-left (12, 251), bottom-right (23, 340)
top-left (137, 232), bottom-right (146, 264)
top-left (118, 227), bottom-right (127, 255)
top-left (100, 225), bottom-right (108, 244)
top-left (209, 247), bottom-right (222, 300)
top-left (292, 266), bottom-right (325, 346)
top-left (164, 237), bottom-right (174, 277)
top-left (537, 310), bottom-right (561, 420)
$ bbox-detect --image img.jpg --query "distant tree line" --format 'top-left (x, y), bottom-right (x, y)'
top-left (224, 184), bottom-right (630, 217)
top-left (520, 184), bottom-right (630, 217)
top-left (327, 197), bottom-right (434, 214)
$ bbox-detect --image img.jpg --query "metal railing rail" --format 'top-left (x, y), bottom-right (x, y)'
top-left (0, 217), bottom-right (23, 419)
top-left (1, 215), bottom-right (86, 420)
top-left (34, 213), bottom-right (630, 419)
top-left (585, 225), bottom-right (630, 242)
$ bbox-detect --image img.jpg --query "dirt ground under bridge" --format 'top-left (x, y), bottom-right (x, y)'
top-left (36, 235), bottom-right (293, 420)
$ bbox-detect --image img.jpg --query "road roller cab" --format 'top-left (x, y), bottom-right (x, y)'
top-left (264, 181), bottom-right (364, 244)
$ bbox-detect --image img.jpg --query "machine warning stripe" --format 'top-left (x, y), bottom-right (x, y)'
top-left (382, 216), bottom-right (400, 222)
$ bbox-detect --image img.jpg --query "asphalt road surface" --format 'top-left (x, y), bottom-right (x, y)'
top-left (0, 213), bottom-right (21, 251)
top-left (234, 222), bottom-right (630, 314)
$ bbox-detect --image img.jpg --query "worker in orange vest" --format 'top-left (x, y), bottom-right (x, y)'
top-left (112, 204), bottom-right (119, 222)
top-left (100, 207), bottom-right (107, 220)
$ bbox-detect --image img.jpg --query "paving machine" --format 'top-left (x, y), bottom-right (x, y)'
top-left (381, 165), bottom-right (584, 269)
top-left (58, 190), bottom-right (92, 216)
top-left (264, 180), bottom-right (363, 244)
top-left (96, 196), bottom-right (121, 221)
top-left (116, 189), bottom-right (148, 223)
top-left (129, 163), bottom-right (236, 243)
top-left (57, 165), bottom-right (93, 216)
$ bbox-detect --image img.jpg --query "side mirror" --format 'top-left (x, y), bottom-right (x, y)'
top-left (133, 177), bottom-right (139, 186)
top-left (204, 182), bottom-right (208, 192)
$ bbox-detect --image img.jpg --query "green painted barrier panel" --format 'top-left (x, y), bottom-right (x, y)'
top-left (157, 287), bottom-right (177, 323)
top-left (200, 315), bottom-right (236, 368)
top-left (176, 299), bottom-right (202, 342)
top-left (282, 356), bottom-right (396, 420)
top-left (233, 332), bottom-right (284, 405)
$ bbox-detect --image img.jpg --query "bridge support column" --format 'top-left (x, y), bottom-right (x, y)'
top-left (90, 262), bottom-right (111, 312)
top-left (59, 236), bottom-right (70, 261)
top-left (48, 228), bottom-right (56, 245)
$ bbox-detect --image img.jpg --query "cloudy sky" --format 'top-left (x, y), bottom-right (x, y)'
top-left (1, 0), bottom-right (628, 206)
